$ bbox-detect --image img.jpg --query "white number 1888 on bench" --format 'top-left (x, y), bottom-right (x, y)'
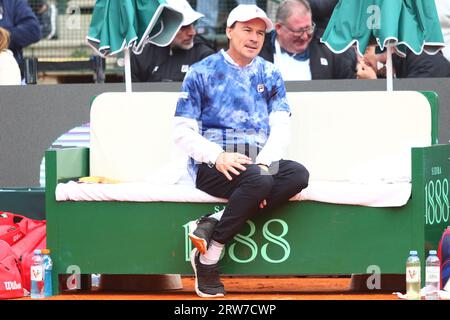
top-left (183, 219), bottom-right (291, 264)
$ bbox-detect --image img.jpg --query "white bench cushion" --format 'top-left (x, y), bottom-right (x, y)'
top-left (287, 91), bottom-right (431, 182)
top-left (55, 180), bottom-right (412, 207)
top-left (90, 92), bottom-right (187, 183)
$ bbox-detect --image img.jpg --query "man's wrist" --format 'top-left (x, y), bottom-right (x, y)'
top-left (208, 151), bottom-right (225, 168)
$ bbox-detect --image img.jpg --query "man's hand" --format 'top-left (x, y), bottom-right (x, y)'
top-left (259, 199), bottom-right (267, 209)
top-left (356, 60), bottom-right (377, 79)
top-left (215, 152), bottom-right (253, 181)
top-left (257, 165), bottom-right (269, 208)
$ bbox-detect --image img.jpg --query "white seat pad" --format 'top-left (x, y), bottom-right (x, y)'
top-left (56, 180), bottom-right (411, 208)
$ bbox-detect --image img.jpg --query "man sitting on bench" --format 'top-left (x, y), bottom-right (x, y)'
top-left (173, 4), bottom-right (309, 298)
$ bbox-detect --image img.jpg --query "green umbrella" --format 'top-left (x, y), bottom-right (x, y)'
top-left (86, 0), bottom-right (183, 91)
top-left (321, 0), bottom-right (445, 90)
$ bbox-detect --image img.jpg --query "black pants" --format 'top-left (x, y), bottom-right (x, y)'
top-left (196, 160), bottom-right (309, 244)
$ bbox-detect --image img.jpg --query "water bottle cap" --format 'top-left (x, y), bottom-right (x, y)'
top-left (429, 250), bottom-right (437, 255)
top-left (33, 249), bottom-right (41, 255)
top-left (409, 250), bottom-right (418, 255)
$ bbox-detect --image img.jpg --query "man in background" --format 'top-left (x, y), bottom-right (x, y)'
top-left (131, 0), bottom-right (214, 82)
top-left (259, 0), bottom-right (356, 80)
top-left (29, 0), bottom-right (57, 40)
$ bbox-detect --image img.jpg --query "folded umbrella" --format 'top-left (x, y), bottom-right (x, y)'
top-left (322, 0), bottom-right (444, 56)
top-left (86, 0), bottom-right (183, 91)
top-left (321, 0), bottom-right (445, 90)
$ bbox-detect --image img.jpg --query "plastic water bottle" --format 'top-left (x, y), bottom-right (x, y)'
top-left (91, 274), bottom-right (101, 291)
top-left (30, 249), bottom-right (44, 299)
top-left (41, 249), bottom-right (53, 297)
top-left (406, 250), bottom-right (421, 300)
top-left (425, 250), bottom-right (440, 300)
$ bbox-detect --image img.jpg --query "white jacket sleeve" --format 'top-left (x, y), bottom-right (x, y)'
top-left (173, 116), bottom-right (224, 165)
top-left (255, 111), bottom-right (291, 166)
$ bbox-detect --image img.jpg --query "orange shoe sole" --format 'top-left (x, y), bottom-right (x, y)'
top-left (188, 221), bottom-right (208, 255)
top-left (189, 233), bottom-right (208, 255)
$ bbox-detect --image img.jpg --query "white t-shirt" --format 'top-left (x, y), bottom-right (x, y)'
top-left (273, 39), bottom-right (312, 81)
top-left (0, 50), bottom-right (21, 85)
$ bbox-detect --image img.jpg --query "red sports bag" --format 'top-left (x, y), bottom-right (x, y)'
top-left (438, 226), bottom-right (450, 290)
top-left (0, 211), bottom-right (44, 235)
top-left (12, 225), bottom-right (46, 293)
top-left (0, 212), bottom-right (46, 294)
top-left (0, 212), bottom-right (25, 245)
top-left (0, 240), bottom-right (23, 299)
top-left (0, 225), bottom-right (24, 246)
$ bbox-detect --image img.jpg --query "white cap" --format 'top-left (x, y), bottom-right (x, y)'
top-left (166, 0), bottom-right (204, 26)
top-left (226, 4), bottom-right (273, 32)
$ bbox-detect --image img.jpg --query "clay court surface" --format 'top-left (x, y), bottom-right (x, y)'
top-left (21, 276), bottom-right (399, 300)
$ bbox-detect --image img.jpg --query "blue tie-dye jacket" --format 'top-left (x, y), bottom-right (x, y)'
top-left (175, 50), bottom-right (290, 151)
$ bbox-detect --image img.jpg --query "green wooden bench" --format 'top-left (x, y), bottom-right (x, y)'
top-left (45, 91), bottom-right (450, 294)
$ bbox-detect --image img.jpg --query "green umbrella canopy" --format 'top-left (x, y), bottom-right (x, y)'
top-left (87, 0), bottom-right (183, 57)
top-left (321, 0), bottom-right (445, 57)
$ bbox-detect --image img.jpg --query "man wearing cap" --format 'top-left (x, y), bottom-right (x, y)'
top-left (259, 0), bottom-right (356, 80)
top-left (130, 0), bottom-right (214, 82)
top-left (174, 4), bottom-right (309, 298)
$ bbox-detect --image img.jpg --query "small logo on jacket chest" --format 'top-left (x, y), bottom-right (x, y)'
top-left (181, 65), bottom-right (189, 73)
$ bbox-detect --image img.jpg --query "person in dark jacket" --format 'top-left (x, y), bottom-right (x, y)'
top-left (393, 50), bottom-right (450, 78)
top-left (308, 0), bottom-right (338, 37)
top-left (0, 0), bottom-right (41, 75)
top-left (131, 0), bottom-right (215, 82)
top-left (358, 46), bottom-right (450, 79)
top-left (29, 0), bottom-right (57, 40)
top-left (258, 0), bottom-right (355, 80)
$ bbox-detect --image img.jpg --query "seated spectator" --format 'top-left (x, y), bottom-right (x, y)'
top-left (0, 27), bottom-right (21, 85)
top-left (131, 0), bottom-right (215, 82)
top-left (0, 0), bottom-right (41, 77)
top-left (29, 0), bottom-right (58, 40)
top-left (353, 46), bottom-right (379, 79)
top-left (357, 45), bottom-right (450, 79)
top-left (435, 0), bottom-right (450, 62)
top-left (393, 50), bottom-right (450, 78)
top-left (258, 0), bottom-right (356, 80)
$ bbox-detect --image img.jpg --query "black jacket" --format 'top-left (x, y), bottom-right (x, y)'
top-left (259, 31), bottom-right (356, 80)
top-left (393, 50), bottom-right (450, 78)
top-left (309, 0), bottom-right (338, 37)
top-left (0, 0), bottom-right (41, 68)
top-left (130, 35), bottom-right (215, 82)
